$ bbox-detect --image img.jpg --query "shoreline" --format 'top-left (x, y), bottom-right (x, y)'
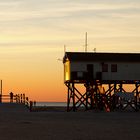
top-left (32, 105), bottom-right (139, 113)
top-left (32, 106), bottom-right (67, 112)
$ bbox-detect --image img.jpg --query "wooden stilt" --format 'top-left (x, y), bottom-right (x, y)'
top-left (65, 81), bottom-right (140, 112)
top-left (0, 80), bottom-right (2, 103)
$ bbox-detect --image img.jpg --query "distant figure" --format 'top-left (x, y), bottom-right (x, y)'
top-left (10, 92), bottom-right (14, 103)
top-left (30, 101), bottom-right (33, 112)
top-left (34, 101), bottom-right (36, 107)
top-left (25, 97), bottom-right (29, 106)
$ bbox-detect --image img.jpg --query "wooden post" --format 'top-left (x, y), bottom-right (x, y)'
top-left (17, 94), bottom-right (20, 103)
top-left (23, 94), bottom-right (25, 104)
top-left (85, 83), bottom-right (89, 110)
top-left (114, 83), bottom-right (116, 93)
top-left (119, 83), bottom-right (123, 92)
top-left (90, 83), bottom-right (94, 110)
top-left (0, 94), bottom-right (1, 103)
top-left (72, 83), bottom-right (76, 111)
top-left (29, 101), bottom-right (33, 112)
top-left (21, 94), bottom-right (23, 103)
top-left (85, 82), bottom-right (92, 110)
top-left (26, 97), bottom-right (29, 106)
top-left (18, 94), bottom-right (20, 103)
top-left (9, 92), bottom-right (14, 103)
top-left (94, 82), bottom-right (99, 110)
top-left (0, 80), bottom-right (2, 103)
top-left (15, 94), bottom-right (18, 103)
top-left (135, 83), bottom-right (139, 111)
top-left (67, 83), bottom-right (70, 112)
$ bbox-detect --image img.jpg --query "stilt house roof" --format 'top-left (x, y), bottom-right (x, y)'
top-left (63, 52), bottom-right (140, 63)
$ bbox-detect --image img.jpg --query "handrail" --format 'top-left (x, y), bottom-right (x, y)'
top-left (0, 92), bottom-right (35, 111)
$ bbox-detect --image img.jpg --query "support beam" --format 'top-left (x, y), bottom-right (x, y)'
top-left (65, 81), bottom-right (140, 112)
top-left (0, 80), bottom-right (2, 103)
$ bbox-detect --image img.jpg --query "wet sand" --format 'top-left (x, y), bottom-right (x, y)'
top-left (0, 104), bottom-right (140, 140)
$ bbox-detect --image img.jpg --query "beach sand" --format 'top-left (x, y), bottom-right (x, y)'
top-left (0, 104), bottom-right (140, 140)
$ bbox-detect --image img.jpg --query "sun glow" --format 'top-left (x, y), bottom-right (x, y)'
top-left (0, 0), bottom-right (140, 101)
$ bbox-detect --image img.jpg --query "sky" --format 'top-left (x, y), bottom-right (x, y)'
top-left (0, 0), bottom-right (140, 102)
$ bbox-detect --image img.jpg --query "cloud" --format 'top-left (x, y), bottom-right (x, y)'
top-left (0, 0), bottom-right (139, 22)
top-left (0, 0), bottom-right (140, 52)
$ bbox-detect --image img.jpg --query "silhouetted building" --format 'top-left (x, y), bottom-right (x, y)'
top-left (63, 52), bottom-right (140, 83)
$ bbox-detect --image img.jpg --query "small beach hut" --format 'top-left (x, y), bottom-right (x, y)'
top-left (63, 52), bottom-right (140, 83)
top-left (63, 52), bottom-right (140, 111)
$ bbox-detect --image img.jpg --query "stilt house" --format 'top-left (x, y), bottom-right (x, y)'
top-left (63, 52), bottom-right (140, 83)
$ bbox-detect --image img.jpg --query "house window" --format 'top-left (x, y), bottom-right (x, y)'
top-left (111, 64), bottom-right (117, 72)
top-left (102, 64), bottom-right (108, 72)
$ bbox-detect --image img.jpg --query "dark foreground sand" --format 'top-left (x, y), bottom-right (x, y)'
top-left (0, 104), bottom-right (140, 140)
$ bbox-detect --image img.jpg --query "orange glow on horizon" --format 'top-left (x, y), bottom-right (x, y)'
top-left (0, 0), bottom-right (140, 102)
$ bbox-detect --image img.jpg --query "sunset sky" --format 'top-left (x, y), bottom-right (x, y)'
top-left (0, 0), bottom-right (140, 102)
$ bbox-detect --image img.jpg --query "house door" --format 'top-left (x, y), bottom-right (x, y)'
top-left (87, 64), bottom-right (94, 80)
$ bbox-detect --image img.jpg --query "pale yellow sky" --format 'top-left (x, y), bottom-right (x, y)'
top-left (0, 0), bottom-right (140, 101)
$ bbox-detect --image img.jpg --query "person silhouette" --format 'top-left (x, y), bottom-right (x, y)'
top-left (10, 92), bottom-right (14, 103)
